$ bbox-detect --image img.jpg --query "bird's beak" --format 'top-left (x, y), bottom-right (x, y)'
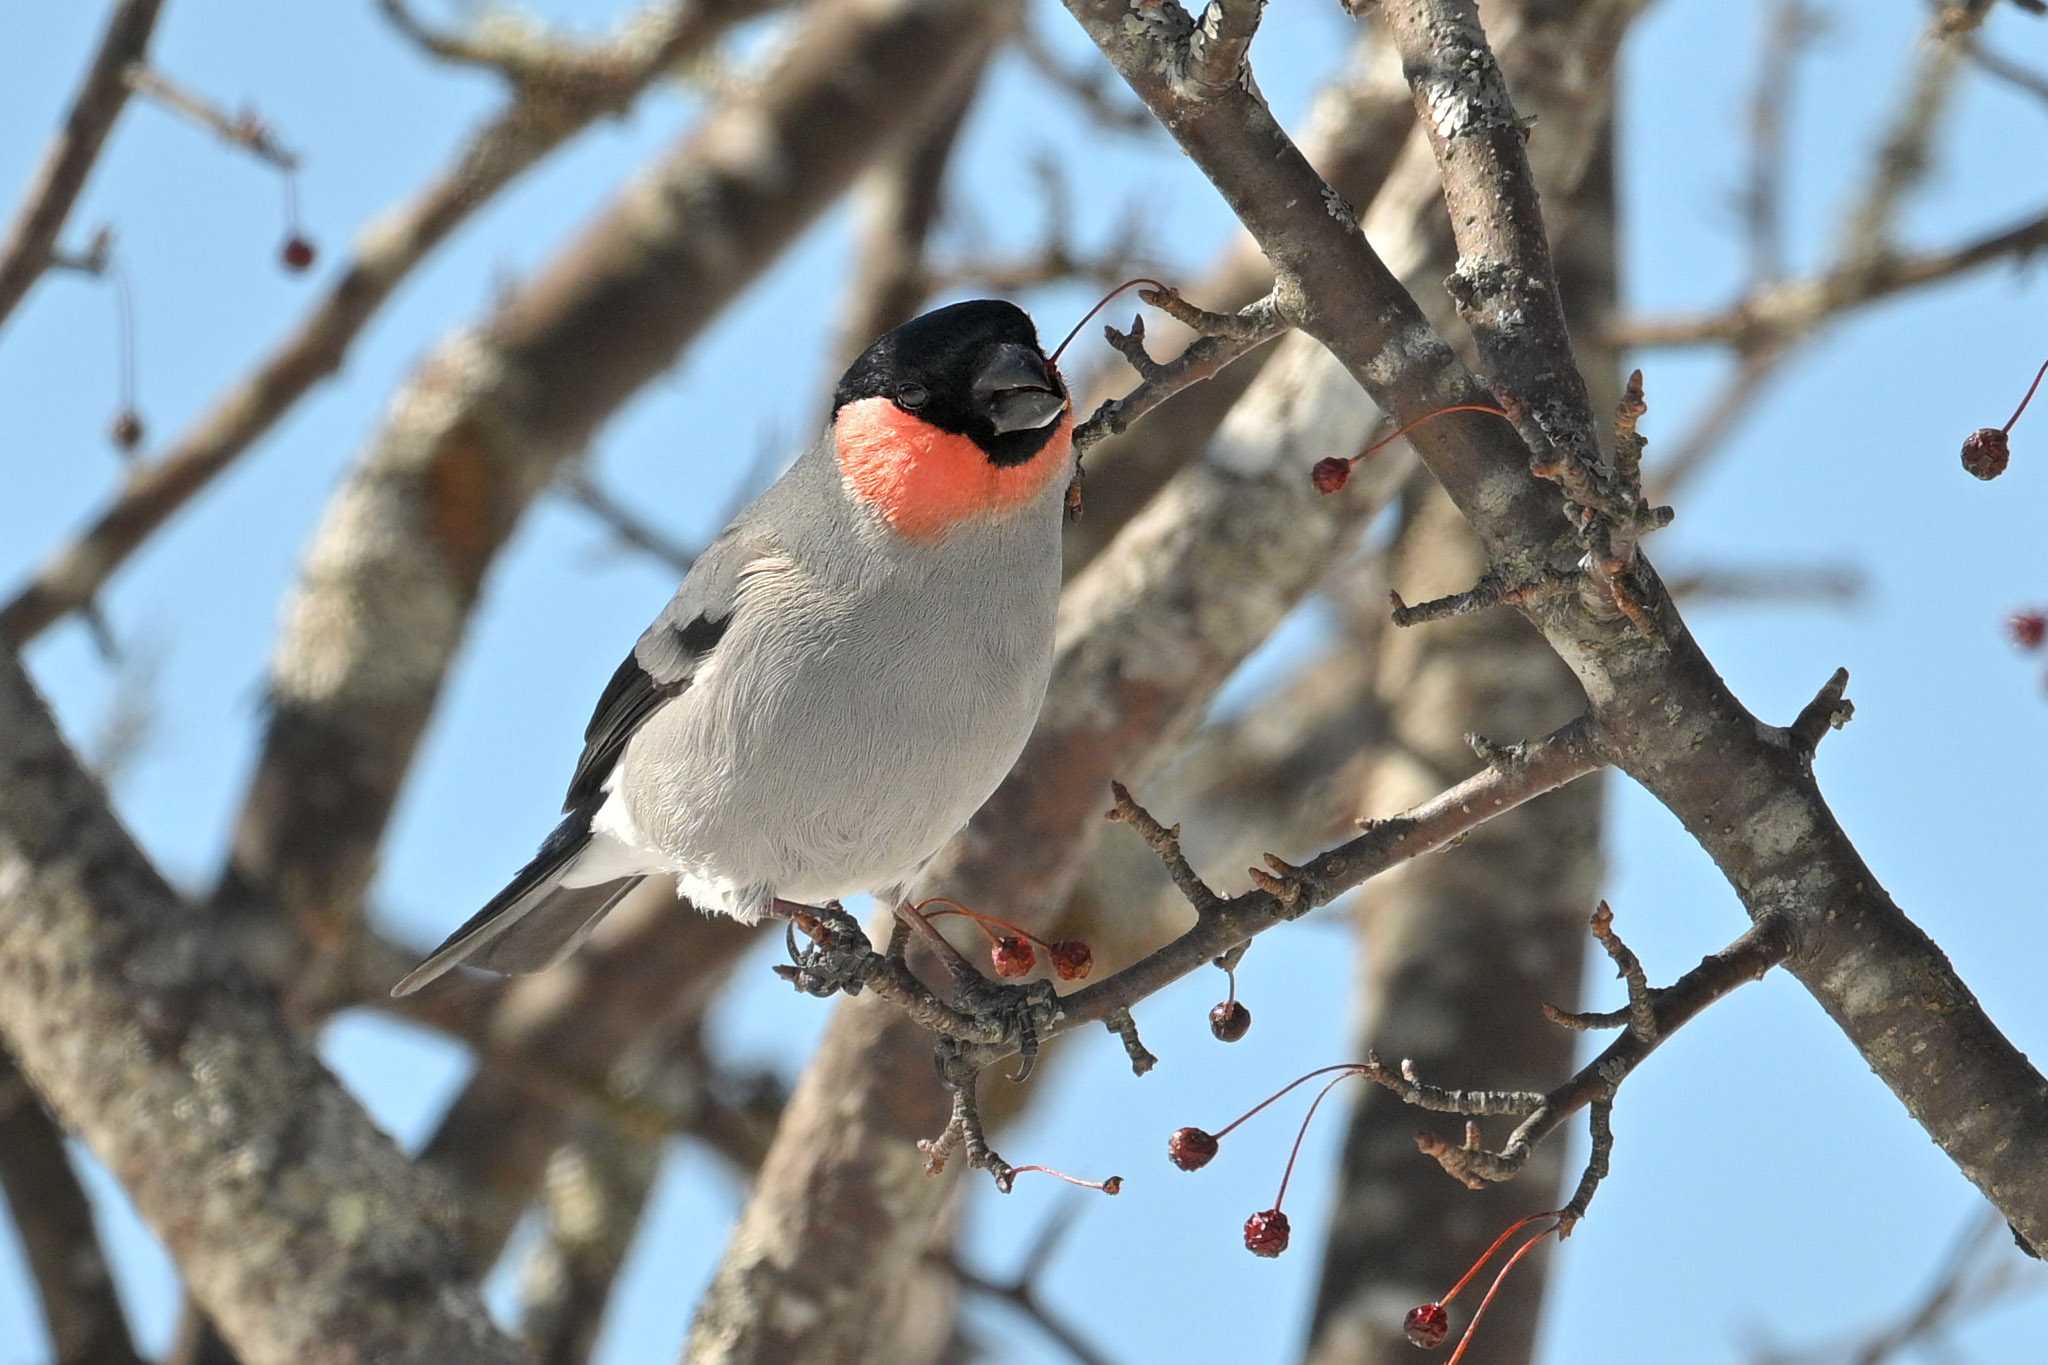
top-left (973, 343), bottom-right (1067, 434)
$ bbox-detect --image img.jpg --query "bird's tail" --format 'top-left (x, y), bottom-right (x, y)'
top-left (390, 807), bottom-right (642, 996)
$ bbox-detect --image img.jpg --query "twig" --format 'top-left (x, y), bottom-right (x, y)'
top-left (561, 468), bottom-right (700, 575)
top-left (1070, 286), bottom-right (1288, 456)
top-left (1967, 36), bottom-right (2048, 112)
top-left (1752, 1206), bottom-right (2043, 1364)
top-left (1741, 2), bottom-right (1823, 285)
top-left (928, 157), bottom-right (1154, 297)
top-left (1015, 21), bottom-right (1154, 134)
top-left (122, 66), bottom-right (300, 170)
top-left (1610, 208), bottom-right (2048, 352)
top-left (1786, 665), bottom-right (1854, 755)
top-left (956, 715), bottom-right (1605, 1072)
top-left (1391, 907), bottom-right (1791, 1228)
top-left (0, 1056), bottom-right (144, 1364)
top-left (1665, 562), bottom-right (1866, 608)
top-left (1183, 0), bottom-right (1264, 99)
top-left (2, 0), bottom-right (781, 646)
top-left (1060, 0), bottom-right (2048, 1256)
top-left (0, 0), bottom-right (165, 331)
top-left (933, 1207), bottom-right (1116, 1365)
top-left (375, 0), bottom-right (725, 92)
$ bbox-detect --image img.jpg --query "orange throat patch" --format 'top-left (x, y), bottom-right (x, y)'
top-left (833, 397), bottom-right (1073, 541)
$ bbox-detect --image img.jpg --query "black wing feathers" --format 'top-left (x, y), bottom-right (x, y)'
top-left (560, 521), bottom-right (756, 811)
top-left (562, 602), bottom-right (733, 812)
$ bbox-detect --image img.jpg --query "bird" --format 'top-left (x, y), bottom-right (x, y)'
top-left (393, 299), bottom-right (1073, 996)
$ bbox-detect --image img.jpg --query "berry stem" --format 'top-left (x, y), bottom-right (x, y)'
top-left (1435, 1209), bottom-right (1559, 1307)
top-left (912, 896), bottom-right (1055, 950)
top-left (112, 258), bottom-right (137, 415)
top-left (1049, 276), bottom-right (1172, 364)
top-left (1211, 1064), bottom-right (1364, 1141)
top-left (1349, 404), bottom-right (1510, 466)
top-left (1269, 1070), bottom-right (1360, 1213)
top-left (2001, 357), bottom-right (2048, 434)
top-left (1445, 1220), bottom-right (1560, 1365)
top-left (1004, 1164), bottom-right (1123, 1195)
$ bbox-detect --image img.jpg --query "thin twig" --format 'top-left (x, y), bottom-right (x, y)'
top-left (3, 0), bottom-right (782, 645)
top-left (123, 66), bottom-right (300, 169)
top-left (1393, 909), bottom-right (1790, 1224)
top-left (1071, 287), bottom-right (1288, 455)
top-left (0, 0), bottom-right (165, 331)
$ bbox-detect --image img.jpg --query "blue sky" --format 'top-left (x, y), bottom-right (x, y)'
top-left (3, 2), bottom-right (2046, 1361)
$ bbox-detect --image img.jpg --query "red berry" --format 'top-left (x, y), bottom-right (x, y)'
top-left (991, 936), bottom-right (1035, 978)
top-left (1209, 999), bottom-right (1251, 1042)
top-left (1167, 1126), bottom-right (1219, 1171)
top-left (1050, 939), bottom-right (1093, 980)
top-left (1961, 427), bottom-right (2010, 480)
top-left (2011, 611), bottom-right (2047, 651)
top-left (280, 234), bottom-right (316, 272)
top-left (1310, 457), bottom-right (1352, 495)
top-left (109, 409), bottom-right (144, 452)
top-left (1243, 1208), bottom-right (1290, 1257)
top-left (1404, 1301), bottom-right (1450, 1349)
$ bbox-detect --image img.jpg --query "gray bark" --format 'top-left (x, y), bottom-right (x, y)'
top-left (0, 648), bottom-right (524, 1365)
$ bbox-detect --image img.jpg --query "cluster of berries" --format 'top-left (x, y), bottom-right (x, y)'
top-left (1167, 1061), bottom-right (1560, 1361)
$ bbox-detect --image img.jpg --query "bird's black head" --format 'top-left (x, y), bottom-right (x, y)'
top-left (833, 299), bottom-right (1070, 467)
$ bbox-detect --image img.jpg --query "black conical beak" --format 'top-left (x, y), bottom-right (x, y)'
top-left (972, 343), bottom-right (1067, 434)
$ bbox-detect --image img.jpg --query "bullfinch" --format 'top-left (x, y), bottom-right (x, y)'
top-left (394, 299), bottom-right (1072, 995)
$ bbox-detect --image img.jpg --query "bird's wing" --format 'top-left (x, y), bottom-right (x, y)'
top-left (562, 525), bottom-right (757, 812)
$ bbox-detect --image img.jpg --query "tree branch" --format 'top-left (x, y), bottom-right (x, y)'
top-left (1392, 906), bottom-right (1790, 1227)
top-left (0, 647), bottom-right (522, 1365)
top-left (0, 1052), bottom-right (143, 1365)
top-left (0, 0), bottom-right (165, 331)
top-left (1066, 0), bottom-right (2048, 1254)
top-left (2, 0), bottom-right (786, 646)
top-left (1607, 207), bottom-right (2048, 351)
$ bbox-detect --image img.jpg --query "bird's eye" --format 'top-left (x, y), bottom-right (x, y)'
top-left (896, 382), bottom-right (929, 410)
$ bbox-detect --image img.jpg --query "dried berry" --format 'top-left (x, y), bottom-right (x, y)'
top-left (1243, 1208), bottom-right (1290, 1257)
top-left (1167, 1126), bottom-right (1219, 1171)
top-left (109, 409), bottom-right (144, 452)
top-left (2010, 611), bottom-right (2047, 651)
top-left (1962, 426), bottom-right (2010, 480)
top-left (1209, 999), bottom-right (1252, 1042)
top-left (1404, 1301), bottom-right (1450, 1350)
top-left (280, 234), bottom-right (317, 272)
top-left (991, 935), bottom-right (1035, 978)
top-left (1310, 456), bottom-right (1351, 494)
top-left (1050, 939), bottom-right (1093, 980)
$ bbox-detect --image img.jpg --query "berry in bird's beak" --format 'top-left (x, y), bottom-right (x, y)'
top-left (974, 342), bottom-right (1066, 434)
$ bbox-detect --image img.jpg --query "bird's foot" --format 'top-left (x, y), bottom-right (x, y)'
top-left (953, 974), bottom-right (1064, 1082)
top-left (770, 899), bottom-right (871, 998)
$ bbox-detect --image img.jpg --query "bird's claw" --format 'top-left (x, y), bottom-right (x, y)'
top-left (952, 976), bottom-right (1062, 1082)
top-left (771, 900), bottom-right (870, 997)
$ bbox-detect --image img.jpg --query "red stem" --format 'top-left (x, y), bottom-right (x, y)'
top-left (1211, 1064), bottom-right (1364, 1141)
top-left (1270, 1071), bottom-right (1360, 1213)
top-left (2002, 357), bottom-right (2048, 434)
top-left (1436, 1210), bottom-right (1559, 1307)
top-left (1005, 1164), bottom-right (1122, 1195)
top-left (1349, 404), bottom-right (1510, 465)
top-left (1049, 276), bottom-right (1171, 364)
top-left (1446, 1221), bottom-right (1560, 1365)
top-left (912, 896), bottom-right (1052, 950)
